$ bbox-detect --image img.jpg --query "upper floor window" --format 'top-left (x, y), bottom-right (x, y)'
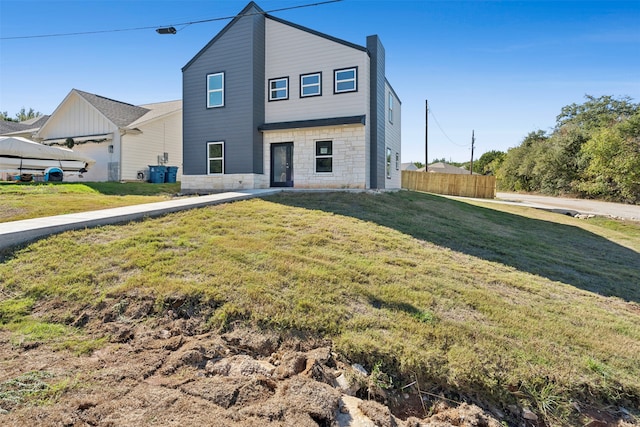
top-left (269, 77), bottom-right (289, 101)
top-left (207, 72), bottom-right (224, 108)
top-left (316, 140), bottom-right (333, 173)
top-left (334, 67), bottom-right (357, 94)
top-left (300, 72), bottom-right (321, 98)
top-left (389, 93), bottom-right (394, 123)
top-left (208, 141), bottom-right (224, 174)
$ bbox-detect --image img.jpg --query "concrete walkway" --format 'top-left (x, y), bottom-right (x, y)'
top-left (0, 189), bottom-right (281, 251)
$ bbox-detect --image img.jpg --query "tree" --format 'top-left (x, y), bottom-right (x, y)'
top-left (472, 150), bottom-right (505, 175)
top-left (577, 111), bottom-right (640, 203)
top-left (0, 111), bottom-right (16, 122)
top-left (556, 95), bottom-right (638, 132)
top-left (413, 161), bottom-right (425, 169)
top-left (1, 108), bottom-right (42, 122)
top-left (15, 107), bottom-right (42, 122)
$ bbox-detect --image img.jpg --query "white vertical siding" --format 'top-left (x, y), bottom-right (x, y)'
top-left (264, 19), bottom-right (369, 123)
top-left (121, 111), bottom-right (183, 181)
top-left (37, 92), bottom-right (116, 139)
top-left (385, 82), bottom-right (401, 189)
top-left (61, 137), bottom-right (119, 182)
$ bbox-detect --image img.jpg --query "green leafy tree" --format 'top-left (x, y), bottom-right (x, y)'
top-left (473, 150), bottom-right (505, 175)
top-left (0, 111), bottom-right (16, 122)
top-left (497, 131), bottom-right (547, 191)
top-left (15, 107), bottom-right (41, 122)
top-left (577, 111), bottom-right (640, 203)
top-left (557, 95), bottom-right (637, 132)
top-left (1, 108), bottom-right (42, 122)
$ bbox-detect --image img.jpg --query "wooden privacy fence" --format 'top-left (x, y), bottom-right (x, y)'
top-left (402, 171), bottom-right (496, 199)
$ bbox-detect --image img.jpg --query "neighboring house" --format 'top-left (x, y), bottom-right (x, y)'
top-left (181, 1), bottom-right (401, 192)
top-left (401, 162), bottom-right (418, 171)
top-left (33, 89), bottom-right (182, 182)
top-left (419, 162), bottom-right (469, 174)
top-left (0, 115), bottom-right (50, 138)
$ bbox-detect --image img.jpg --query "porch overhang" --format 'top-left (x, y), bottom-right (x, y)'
top-left (258, 115), bottom-right (366, 132)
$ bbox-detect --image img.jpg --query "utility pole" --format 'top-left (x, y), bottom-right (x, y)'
top-left (425, 99), bottom-right (428, 172)
top-left (470, 130), bottom-right (475, 175)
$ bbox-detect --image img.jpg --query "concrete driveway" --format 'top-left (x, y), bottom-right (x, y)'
top-left (495, 192), bottom-right (640, 221)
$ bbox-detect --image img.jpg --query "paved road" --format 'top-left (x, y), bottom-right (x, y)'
top-left (495, 192), bottom-right (640, 221)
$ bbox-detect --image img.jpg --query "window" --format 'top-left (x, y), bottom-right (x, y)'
top-left (207, 72), bottom-right (224, 108)
top-left (207, 142), bottom-right (224, 174)
top-left (334, 67), bottom-right (357, 93)
top-left (386, 147), bottom-right (392, 178)
top-left (300, 72), bottom-right (321, 97)
top-left (315, 140), bottom-right (332, 173)
top-left (389, 93), bottom-right (394, 123)
top-left (396, 152), bottom-right (399, 170)
top-left (269, 77), bottom-right (289, 101)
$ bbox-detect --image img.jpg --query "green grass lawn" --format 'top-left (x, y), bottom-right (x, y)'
top-left (0, 182), bottom-right (182, 223)
top-left (0, 190), bottom-right (638, 424)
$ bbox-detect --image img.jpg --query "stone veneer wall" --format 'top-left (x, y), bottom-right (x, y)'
top-left (263, 124), bottom-right (367, 189)
top-left (181, 173), bottom-right (269, 193)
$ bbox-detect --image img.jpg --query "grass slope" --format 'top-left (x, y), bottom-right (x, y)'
top-left (0, 182), bottom-right (181, 223)
top-left (1, 191), bottom-right (639, 424)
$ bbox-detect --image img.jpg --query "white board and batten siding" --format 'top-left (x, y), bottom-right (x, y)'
top-left (264, 18), bottom-right (370, 123)
top-left (121, 110), bottom-right (183, 181)
top-left (36, 92), bottom-right (119, 182)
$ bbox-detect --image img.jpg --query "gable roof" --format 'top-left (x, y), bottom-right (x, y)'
top-left (183, 1), bottom-right (367, 72)
top-left (128, 100), bottom-right (182, 128)
top-left (0, 120), bottom-right (32, 135)
top-left (74, 89), bottom-right (149, 127)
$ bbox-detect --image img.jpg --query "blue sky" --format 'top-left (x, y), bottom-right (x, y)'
top-left (1, 0), bottom-right (639, 163)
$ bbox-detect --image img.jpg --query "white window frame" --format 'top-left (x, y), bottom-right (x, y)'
top-left (315, 140), bottom-right (333, 173)
top-left (389, 93), bottom-right (394, 123)
top-left (207, 72), bottom-right (224, 108)
top-left (334, 67), bottom-right (357, 94)
top-left (396, 152), bottom-right (400, 170)
top-left (207, 141), bottom-right (224, 175)
top-left (269, 77), bottom-right (289, 101)
top-left (386, 147), bottom-right (392, 179)
top-left (300, 72), bottom-right (322, 98)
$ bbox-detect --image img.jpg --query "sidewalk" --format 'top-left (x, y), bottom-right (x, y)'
top-left (0, 189), bottom-right (281, 251)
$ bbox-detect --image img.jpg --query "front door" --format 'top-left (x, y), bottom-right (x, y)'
top-left (271, 143), bottom-right (293, 187)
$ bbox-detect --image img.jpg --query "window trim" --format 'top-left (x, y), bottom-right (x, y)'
top-left (315, 140), bottom-right (333, 173)
top-left (395, 152), bottom-right (400, 170)
top-left (389, 93), bottom-right (394, 123)
top-left (268, 76), bottom-right (289, 101)
top-left (207, 141), bottom-right (224, 175)
top-left (300, 72), bottom-right (322, 98)
top-left (206, 72), bottom-right (225, 108)
top-left (334, 66), bottom-right (358, 94)
top-left (386, 147), bottom-right (392, 179)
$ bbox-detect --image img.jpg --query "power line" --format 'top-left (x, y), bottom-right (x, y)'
top-left (0, 0), bottom-right (343, 40)
top-left (428, 106), bottom-right (469, 148)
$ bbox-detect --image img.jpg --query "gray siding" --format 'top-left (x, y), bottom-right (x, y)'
top-left (182, 4), bottom-right (265, 175)
top-left (367, 35), bottom-right (386, 189)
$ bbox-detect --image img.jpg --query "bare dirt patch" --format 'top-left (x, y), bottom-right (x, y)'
top-left (1, 297), bottom-right (632, 426)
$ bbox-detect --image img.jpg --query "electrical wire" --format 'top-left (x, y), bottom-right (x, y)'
top-left (0, 0), bottom-right (343, 40)
top-left (428, 106), bottom-right (470, 148)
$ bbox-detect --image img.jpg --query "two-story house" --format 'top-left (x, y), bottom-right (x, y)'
top-left (181, 1), bottom-right (400, 192)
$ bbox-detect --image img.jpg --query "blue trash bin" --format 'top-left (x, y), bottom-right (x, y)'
top-left (165, 166), bottom-right (178, 183)
top-left (148, 165), bottom-right (166, 183)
